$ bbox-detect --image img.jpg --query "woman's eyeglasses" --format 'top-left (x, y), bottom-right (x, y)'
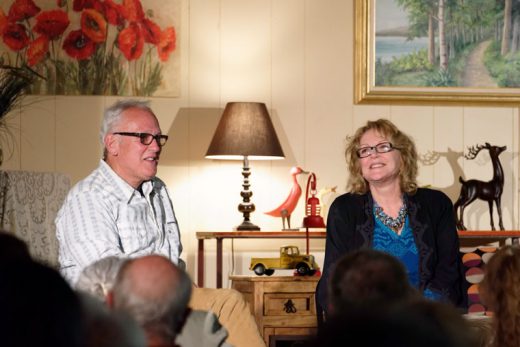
top-left (356, 142), bottom-right (399, 158)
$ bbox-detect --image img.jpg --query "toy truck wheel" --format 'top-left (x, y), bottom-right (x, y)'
top-left (265, 269), bottom-right (275, 276)
top-left (296, 263), bottom-right (310, 276)
top-left (253, 264), bottom-right (265, 276)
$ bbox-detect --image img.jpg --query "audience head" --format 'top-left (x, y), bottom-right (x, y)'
top-left (0, 260), bottom-right (85, 347)
top-left (80, 293), bottom-right (146, 347)
top-left (311, 300), bottom-right (474, 347)
top-left (480, 245), bottom-right (520, 347)
top-left (464, 316), bottom-right (493, 347)
top-left (328, 248), bottom-right (417, 314)
top-left (75, 256), bottom-right (147, 347)
top-left (76, 256), bottom-right (125, 299)
top-left (0, 230), bottom-right (31, 262)
top-left (345, 118), bottom-right (418, 194)
top-left (110, 254), bottom-right (192, 345)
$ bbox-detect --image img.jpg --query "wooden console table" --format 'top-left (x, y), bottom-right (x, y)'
top-left (196, 230), bottom-right (520, 288)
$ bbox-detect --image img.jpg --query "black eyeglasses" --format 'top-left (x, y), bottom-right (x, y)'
top-left (356, 142), bottom-right (399, 158)
top-left (113, 132), bottom-right (168, 146)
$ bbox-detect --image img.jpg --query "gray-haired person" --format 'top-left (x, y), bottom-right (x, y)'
top-left (109, 255), bottom-right (233, 347)
top-left (56, 100), bottom-right (183, 285)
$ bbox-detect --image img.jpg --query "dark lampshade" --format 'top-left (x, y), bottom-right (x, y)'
top-left (205, 102), bottom-right (285, 231)
top-left (206, 102), bottom-right (285, 160)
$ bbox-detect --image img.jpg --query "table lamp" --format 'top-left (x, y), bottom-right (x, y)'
top-left (206, 102), bottom-right (285, 230)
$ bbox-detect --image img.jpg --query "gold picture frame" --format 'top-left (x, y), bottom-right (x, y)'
top-left (354, 0), bottom-right (520, 106)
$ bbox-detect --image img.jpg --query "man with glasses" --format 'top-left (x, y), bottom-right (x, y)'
top-left (56, 100), bottom-right (183, 285)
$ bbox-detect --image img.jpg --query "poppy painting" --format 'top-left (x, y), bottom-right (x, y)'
top-left (0, 0), bottom-right (181, 97)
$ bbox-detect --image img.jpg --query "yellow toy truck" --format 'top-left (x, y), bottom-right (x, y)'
top-left (249, 245), bottom-right (319, 276)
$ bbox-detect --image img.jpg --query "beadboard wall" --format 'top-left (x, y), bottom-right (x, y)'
top-left (2, 0), bottom-right (518, 287)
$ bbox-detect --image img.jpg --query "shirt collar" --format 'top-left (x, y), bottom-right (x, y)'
top-left (98, 160), bottom-right (154, 203)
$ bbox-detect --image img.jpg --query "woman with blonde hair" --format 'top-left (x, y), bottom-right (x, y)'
top-left (480, 245), bottom-right (520, 347)
top-left (316, 119), bottom-right (466, 321)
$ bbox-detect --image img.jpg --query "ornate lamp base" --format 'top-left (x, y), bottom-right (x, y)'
top-left (236, 156), bottom-right (260, 231)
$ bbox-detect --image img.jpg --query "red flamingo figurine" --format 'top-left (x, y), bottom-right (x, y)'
top-left (265, 166), bottom-right (308, 230)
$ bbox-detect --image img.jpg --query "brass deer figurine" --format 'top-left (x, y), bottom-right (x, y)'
top-left (454, 143), bottom-right (506, 231)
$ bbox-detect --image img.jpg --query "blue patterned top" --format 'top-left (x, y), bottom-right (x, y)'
top-left (373, 214), bottom-right (441, 301)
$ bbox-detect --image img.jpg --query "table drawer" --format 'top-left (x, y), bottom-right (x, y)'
top-left (264, 293), bottom-right (316, 316)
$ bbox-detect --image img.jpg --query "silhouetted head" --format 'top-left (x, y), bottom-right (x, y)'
top-left (328, 248), bottom-right (417, 315)
top-left (309, 300), bottom-right (474, 347)
top-left (0, 230), bottom-right (31, 263)
top-left (76, 256), bottom-right (126, 299)
top-left (0, 260), bottom-right (85, 347)
top-left (111, 255), bottom-right (192, 344)
top-left (480, 245), bottom-right (520, 347)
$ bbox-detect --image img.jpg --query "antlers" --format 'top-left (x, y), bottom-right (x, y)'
top-left (418, 151), bottom-right (441, 166)
top-left (464, 143), bottom-right (490, 160)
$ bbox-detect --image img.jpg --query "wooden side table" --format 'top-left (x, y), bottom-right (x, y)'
top-left (197, 231), bottom-right (520, 288)
top-left (230, 275), bottom-right (320, 347)
top-left (197, 230), bottom-right (326, 288)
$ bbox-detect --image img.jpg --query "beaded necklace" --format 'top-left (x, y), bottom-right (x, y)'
top-left (374, 201), bottom-right (407, 233)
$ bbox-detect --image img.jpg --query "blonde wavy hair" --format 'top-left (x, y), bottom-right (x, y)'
top-left (480, 245), bottom-right (520, 347)
top-left (345, 119), bottom-right (418, 194)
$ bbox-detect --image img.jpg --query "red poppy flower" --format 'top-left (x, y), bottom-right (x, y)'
top-left (117, 23), bottom-right (144, 60)
top-left (122, 0), bottom-right (144, 22)
top-left (157, 26), bottom-right (176, 62)
top-left (104, 0), bottom-right (125, 27)
top-left (0, 10), bottom-right (7, 35)
top-left (141, 18), bottom-right (160, 44)
top-left (56, 0), bottom-right (67, 7)
top-left (72, 0), bottom-right (100, 12)
top-left (63, 29), bottom-right (95, 60)
top-left (34, 10), bottom-right (70, 40)
top-left (8, 0), bottom-right (40, 22)
top-left (81, 9), bottom-right (106, 43)
top-left (27, 35), bottom-right (49, 66)
top-left (2, 23), bottom-right (29, 51)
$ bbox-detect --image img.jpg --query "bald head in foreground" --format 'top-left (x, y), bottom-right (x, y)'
top-left (109, 255), bottom-right (192, 347)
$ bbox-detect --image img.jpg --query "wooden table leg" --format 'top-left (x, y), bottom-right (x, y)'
top-left (217, 238), bottom-right (223, 288)
top-left (197, 238), bottom-right (204, 287)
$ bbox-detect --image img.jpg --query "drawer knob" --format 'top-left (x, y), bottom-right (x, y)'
top-left (284, 299), bottom-right (297, 313)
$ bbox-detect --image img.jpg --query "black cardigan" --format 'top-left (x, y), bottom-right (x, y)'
top-left (315, 188), bottom-right (467, 318)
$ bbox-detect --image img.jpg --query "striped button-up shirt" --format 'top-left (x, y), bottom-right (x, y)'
top-left (56, 160), bottom-right (182, 284)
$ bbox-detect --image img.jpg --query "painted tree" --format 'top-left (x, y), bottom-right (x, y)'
top-left (395, 0), bottom-right (457, 69)
top-left (508, 0), bottom-right (520, 53)
top-left (438, 0), bottom-right (448, 69)
top-left (502, 0), bottom-right (513, 54)
top-left (396, 0), bottom-right (438, 65)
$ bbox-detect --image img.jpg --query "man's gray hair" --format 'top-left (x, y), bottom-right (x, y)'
top-left (112, 257), bottom-right (193, 341)
top-left (75, 256), bottom-right (126, 299)
top-left (99, 100), bottom-right (154, 144)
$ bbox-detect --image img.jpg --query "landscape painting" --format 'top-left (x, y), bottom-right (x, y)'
top-left (354, 0), bottom-right (520, 105)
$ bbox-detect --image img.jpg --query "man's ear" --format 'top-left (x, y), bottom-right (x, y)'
top-left (106, 290), bottom-right (115, 308)
top-left (105, 134), bottom-right (119, 156)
